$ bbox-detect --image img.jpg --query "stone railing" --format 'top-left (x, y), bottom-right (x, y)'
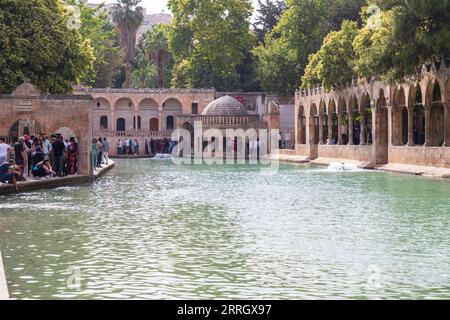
top-left (178, 114), bottom-right (262, 125)
top-left (94, 130), bottom-right (173, 139)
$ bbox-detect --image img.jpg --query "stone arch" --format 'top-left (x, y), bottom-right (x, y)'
top-left (426, 80), bottom-right (445, 146)
top-left (349, 95), bottom-right (360, 145)
top-left (93, 97), bottom-right (111, 110)
top-left (8, 119), bottom-right (44, 143)
top-left (297, 105), bottom-right (306, 144)
top-left (115, 98), bottom-right (134, 110)
top-left (319, 99), bottom-right (328, 144)
top-left (328, 99), bottom-right (338, 144)
top-left (139, 98), bottom-right (159, 110)
top-left (392, 86), bottom-right (408, 145)
top-left (409, 85), bottom-right (425, 145)
top-left (162, 98), bottom-right (182, 110)
top-left (310, 104), bottom-right (319, 144)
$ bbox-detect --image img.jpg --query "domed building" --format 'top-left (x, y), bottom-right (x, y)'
top-left (175, 95), bottom-right (279, 156)
top-left (202, 95), bottom-right (249, 116)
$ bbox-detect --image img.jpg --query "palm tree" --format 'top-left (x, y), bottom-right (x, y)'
top-left (142, 25), bottom-right (172, 88)
top-left (111, 0), bottom-right (144, 88)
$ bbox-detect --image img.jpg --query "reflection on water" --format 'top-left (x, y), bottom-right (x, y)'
top-left (0, 159), bottom-right (450, 299)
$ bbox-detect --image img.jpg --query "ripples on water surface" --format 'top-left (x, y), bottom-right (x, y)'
top-left (0, 159), bottom-right (450, 299)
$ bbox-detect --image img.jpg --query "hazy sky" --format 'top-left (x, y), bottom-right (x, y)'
top-left (88, 0), bottom-right (260, 15)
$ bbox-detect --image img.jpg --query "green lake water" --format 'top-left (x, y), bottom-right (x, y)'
top-left (0, 159), bottom-right (449, 299)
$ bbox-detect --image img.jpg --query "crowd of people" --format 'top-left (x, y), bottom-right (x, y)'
top-left (92, 137), bottom-right (110, 169)
top-left (116, 138), bottom-right (176, 155)
top-left (0, 134), bottom-right (79, 191)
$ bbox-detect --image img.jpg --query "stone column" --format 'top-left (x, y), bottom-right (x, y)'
top-left (407, 107), bottom-right (414, 146)
top-left (318, 114), bottom-right (324, 144)
top-left (360, 111), bottom-right (366, 145)
top-left (337, 113), bottom-right (343, 145)
top-left (424, 107), bottom-right (431, 147)
top-left (348, 113), bottom-right (354, 145)
top-left (443, 103), bottom-right (449, 147)
top-left (158, 107), bottom-right (163, 132)
top-left (327, 114), bottom-right (333, 145)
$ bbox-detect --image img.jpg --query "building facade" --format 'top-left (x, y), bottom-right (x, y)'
top-left (0, 81), bottom-right (92, 174)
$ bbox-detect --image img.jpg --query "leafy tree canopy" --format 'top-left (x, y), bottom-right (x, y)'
top-left (167, 0), bottom-right (254, 91)
top-left (0, 0), bottom-right (94, 94)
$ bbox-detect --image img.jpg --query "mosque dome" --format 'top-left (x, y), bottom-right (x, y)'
top-left (202, 95), bottom-right (248, 116)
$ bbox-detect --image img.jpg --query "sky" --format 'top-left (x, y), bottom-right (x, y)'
top-left (88, 0), bottom-right (260, 17)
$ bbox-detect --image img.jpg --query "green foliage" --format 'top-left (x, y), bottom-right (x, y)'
top-left (111, 0), bottom-right (144, 87)
top-left (131, 63), bottom-right (157, 88)
top-left (139, 24), bottom-right (173, 88)
top-left (302, 20), bottom-right (359, 90)
top-left (65, 0), bottom-right (123, 87)
top-left (253, 37), bottom-right (299, 96)
top-left (167, 0), bottom-right (254, 90)
top-left (253, 0), bottom-right (286, 43)
top-left (353, 0), bottom-right (450, 82)
top-left (254, 0), bottom-right (365, 96)
top-left (0, 0), bottom-right (94, 94)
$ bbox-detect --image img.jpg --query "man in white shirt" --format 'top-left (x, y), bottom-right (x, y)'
top-left (0, 137), bottom-right (13, 164)
top-left (42, 135), bottom-right (52, 155)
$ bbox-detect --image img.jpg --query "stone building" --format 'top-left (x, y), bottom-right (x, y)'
top-left (81, 88), bottom-right (275, 155)
top-left (294, 62), bottom-right (450, 168)
top-left (0, 81), bottom-right (92, 174)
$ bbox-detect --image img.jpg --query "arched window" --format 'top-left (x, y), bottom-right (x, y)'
top-left (100, 116), bottom-right (108, 130)
top-left (116, 118), bottom-right (126, 131)
top-left (166, 116), bottom-right (174, 130)
top-left (150, 118), bottom-right (159, 131)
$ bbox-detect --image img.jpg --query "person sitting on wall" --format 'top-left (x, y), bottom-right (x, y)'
top-left (32, 158), bottom-right (56, 178)
top-left (0, 159), bottom-right (20, 191)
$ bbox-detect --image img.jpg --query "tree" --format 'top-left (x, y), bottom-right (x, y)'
top-left (0, 0), bottom-right (94, 94)
top-left (353, 0), bottom-right (450, 82)
top-left (64, 0), bottom-right (123, 87)
top-left (302, 20), bottom-right (359, 90)
top-left (111, 0), bottom-right (144, 88)
top-left (253, 0), bottom-right (286, 43)
top-left (141, 25), bottom-right (173, 88)
top-left (167, 0), bottom-right (254, 90)
top-left (253, 0), bottom-right (366, 96)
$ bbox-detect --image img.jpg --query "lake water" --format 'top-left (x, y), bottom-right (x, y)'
top-left (0, 159), bottom-right (449, 299)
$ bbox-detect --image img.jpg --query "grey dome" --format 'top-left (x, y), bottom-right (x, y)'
top-left (202, 95), bottom-right (248, 116)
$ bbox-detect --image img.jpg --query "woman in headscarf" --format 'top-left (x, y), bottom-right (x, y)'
top-left (67, 137), bottom-right (79, 175)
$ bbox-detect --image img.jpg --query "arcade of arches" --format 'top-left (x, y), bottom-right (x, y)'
top-left (295, 64), bottom-right (450, 168)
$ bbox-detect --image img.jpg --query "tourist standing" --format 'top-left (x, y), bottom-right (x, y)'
top-left (102, 138), bottom-right (109, 164)
top-left (133, 139), bottom-right (139, 155)
top-left (91, 138), bottom-right (98, 170)
top-left (117, 139), bottom-right (123, 154)
top-left (97, 138), bottom-right (103, 167)
top-left (42, 135), bottom-right (52, 156)
top-left (52, 135), bottom-right (66, 176)
top-left (14, 137), bottom-right (27, 179)
top-left (144, 138), bottom-right (149, 155)
top-left (67, 137), bottom-right (78, 175)
top-left (0, 137), bottom-right (12, 164)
